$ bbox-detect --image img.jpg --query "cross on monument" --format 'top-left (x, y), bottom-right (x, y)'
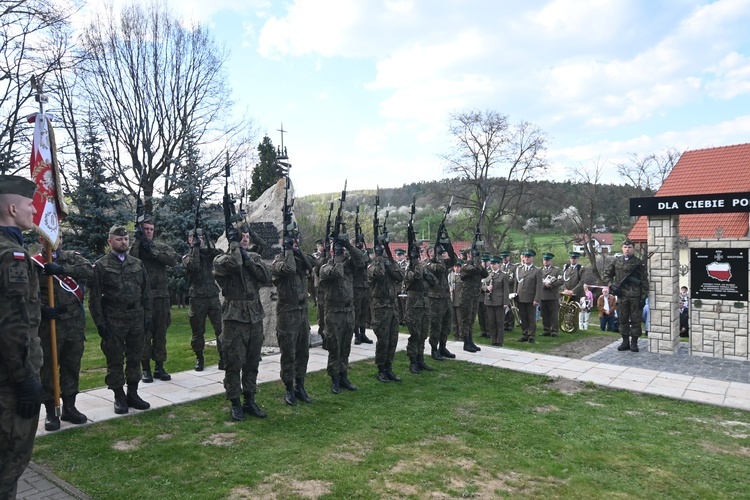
top-left (277, 123), bottom-right (288, 159)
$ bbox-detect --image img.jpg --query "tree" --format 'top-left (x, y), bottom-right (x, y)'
top-left (441, 110), bottom-right (548, 253)
top-left (567, 158), bottom-right (608, 283)
top-left (78, 1), bottom-right (255, 215)
top-left (248, 135), bottom-right (282, 201)
top-left (616, 147), bottom-right (682, 194)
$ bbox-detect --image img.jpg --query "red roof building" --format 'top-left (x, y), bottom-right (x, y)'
top-left (629, 143), bottom-right (750, 241)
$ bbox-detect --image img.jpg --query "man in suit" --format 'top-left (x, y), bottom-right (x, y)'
top-left (511, 249), bottom-right (542, 343)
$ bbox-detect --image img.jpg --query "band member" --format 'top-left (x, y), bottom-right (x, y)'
top-left (511, 249), bottom-right (542, 343)
top-left (539, 253), bottom-right (563, 337)
top-left (561, 251), bottom-right (584, 301)
top-left (483, 256), bottom-right (508, 346)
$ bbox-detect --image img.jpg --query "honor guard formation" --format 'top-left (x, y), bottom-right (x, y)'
top-left (0, 171), bottom-right (653, 497)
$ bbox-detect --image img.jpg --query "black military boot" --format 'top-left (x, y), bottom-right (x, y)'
top-left (194, 352), bottom-right (205, 372)
top-left (113, 387), bottom-right (128, 415)
top-left (61, 395), bottom-right (87, 424)
top-left (340, 372), bottom-right (358, 391)
top-left (463, 339), bottom-right (478, 353)
top-left (359, 327), bottom-right (373, 344)
top-left (284, 382), bottom-right (297, 406)
top-left (409, 356), bottom-right (421, 374)
top-left (217, 339), bottom-right (225, 370)
top-left (418, 355), bottom-right (434, 372)
top-left (469, 334), bottom-right (482, 352)
top-left (243, 393), bottom-right (266, 418)
top-left (617, 335), bottom-right (630, 351)
top-left (294, 377), bottom-right (313, 403)
top-left (431, 345), bottom-right (444, 361)
top-left (385, 362), bottom-right (402, 382)
top-left (153, 362), bottom-right (171, 381)
top-left (331, 375), bottom-right (341, 393)
top-left (141, 360), bottom-right (153, 383)
top-left (44, 401), bottom-right (60, 431)
top-left (376, 366), bottom-right (390, 383)
top-left (630, 336), bottom-right (640, 352)
top-left (354, 329), bottom-right (362, 345)
top-left (439, 342), bottom-right (456, 359)
top-left (127, 384), bottom-right (151, 410)
top-left (230, 398), bottom-right (246, 421)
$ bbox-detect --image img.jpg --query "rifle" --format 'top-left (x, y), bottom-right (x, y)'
top-left (354, 204), bottom-right (366, 249)
top-left (373, 189), bottom-right (393, 260)
top-left (471, 200), bottom-right (488, 257)
top-left (192, 177), bottom-right (205, 243)
top-left (223, 155), bottom-right (243, 237)
top-left (610, 252), bottom-right (654, 297)
top-left (330, 180), bottom-right (348, 246)
top-left (407, 195), bottom-right (417, 269)
top-left (382, 209), bottom-right (393, 261)
top-left (324, 201), bottom-right (334, 249)
top-left (134, 165), bottom-right (145, 241)
top-left (282, 175), bottom-right (296, 239)
top-left (434, 195), bottom-right (455, 260)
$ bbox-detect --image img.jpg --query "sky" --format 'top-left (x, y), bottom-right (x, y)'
top-left (78, 0), bottom-right (750, 197)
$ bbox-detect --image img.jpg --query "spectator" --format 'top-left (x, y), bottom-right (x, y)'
top-left (597, 286), bottom-right (616, 331)
top-left (578, 284), bottom-right (594, 330)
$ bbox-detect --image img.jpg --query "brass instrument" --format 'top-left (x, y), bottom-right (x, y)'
top-left (508, 293), bottom-right (521, 327)
top-left (559, 293), bottom-right (581, 333)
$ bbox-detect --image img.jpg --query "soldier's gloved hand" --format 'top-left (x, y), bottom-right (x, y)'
top-left (41, 305), bottom-right (61, 320)
top-left (434, 244), bottom-right (444, 255)
top-left (240, 248), bottom-right (251, 262)
top-left (97, 324), bottom-right (110, 340)
top-left (134, 227), bottom-right (144, 241)
top-left (374, 244), bottom-right (384, 256)
top-left (471, 248), bottom-right (480, 259)
top-left (226, 226), bottom-right (241, 243)
top-left (140, 238), bottom-right (151, 255)
top-left (334, 241), bottom-right (345, 256)
top-left (15, 377), bottom-right (42, 419)
top-left (43, 262), bottom-right (65, 276)
top-left (144, 317), bottom-right (152, 333)
top-left (283, 235), bottom-right (295, 250)
top-left (192, 234), bottom-right (202, 247)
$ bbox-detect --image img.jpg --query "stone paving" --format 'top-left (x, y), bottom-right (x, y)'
top-left (18, 332), bottom-right (750, 499)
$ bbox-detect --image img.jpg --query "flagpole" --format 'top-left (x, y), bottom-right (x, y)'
top-left (31, 76), bottom-right (61, 418)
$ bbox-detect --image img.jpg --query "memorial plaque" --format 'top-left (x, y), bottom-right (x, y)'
top-left (690, 248), bottom-right (748, 301)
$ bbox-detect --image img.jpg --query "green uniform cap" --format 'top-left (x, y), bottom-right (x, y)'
top-left (456, 259), bottom-right (464, 266)
top-left (521, 249), bottom-right (536, 257)
top-left (542, 253), bottom-right (554, 260)
top-left (315, 239), bottom-right (323, 245)
top-left (622, 238), bottom-right (634, 246)
top-left (569, 252), bottom-right (581, 258)
top-left (499, 251), bottom-right (511, 258)
top-left (481, 253), bottom-right (490, 261)
top-left (490, 256), bottom-right (501, 263)
top-left (0, 175), bottom-right (36, 198)
top-left (109, 225), bottom-right (128, 236)
top-left (395, 249), bottom-right (406, 255)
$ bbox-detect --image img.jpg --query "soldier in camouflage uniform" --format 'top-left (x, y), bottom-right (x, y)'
top-left (394, 248), bottom-right (407, 325)
top-left (404, 246), bottom-right (437, 374)
top-left (352, 236), bottom-right (373, 345)
top-left (129, 218), bottom-right (178, 382)
top-left (89, 225), bottom-right (152, 415)
top-left (368, 242), bottom-right (404, 383)
top-left (426, 244), bottom-right (457, 361)
top-left (271, 232), bottom-right (315, 405)
top-left (604, 238), bottom-right (649, 353)
top-left (0, 176), bottom-right (42, 498)
top-left (459, 249), bottom-right (488, 353)
top-left (213, 227), bottom-right (271, 421)
top-left (183, 231), bottom-right (224, 372)
top-left (34, 236), bottom-right (94, 431)
top-left (320, 238), bottom-right (363, 393)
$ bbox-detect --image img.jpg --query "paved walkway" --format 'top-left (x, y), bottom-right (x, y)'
top-left (19, 333), bottom-right (750, 499)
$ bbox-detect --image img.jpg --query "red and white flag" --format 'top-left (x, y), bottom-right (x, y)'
top-left (28, 113), bottom-right (67, 247)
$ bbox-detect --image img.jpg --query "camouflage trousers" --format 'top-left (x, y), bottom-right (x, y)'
top-left (325, 308), bottom-right (355, 379)
top-left (459, 294), bottom-right (480, 340)
top-left (0, 391), bottom-right (39, 499)
top-left (221, 320), bottom-right (264, 399)
top-left (276, 307), bottom-right (310, 385)
top-left (477, 301), bottom-right (487, 335)
top-left (452, 306), bottom-right (462, 339)
top-left (405, 305), bottom-right (430, 359)
top-left (371, 305), bottom-right (399, 369)
top-left (428, 297), bottom-right (452, 347)
top-left (39, 311), bottom-right (85, 400)
top-left (353, 287), bottom-right (370, 330)
top-left (143, 296), bottom-right (171, 363)
top-left (316, 288), bottom-right (326, 337)
top-left (100, 310), bottom-right (145, 389)
top-left (617, 296), bottom-right (643, 337)
top-left (189, 295), bottom-right (223, 353)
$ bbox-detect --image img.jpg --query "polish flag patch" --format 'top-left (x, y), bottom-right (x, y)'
top-left (13, 252), bottom-right (26, 260)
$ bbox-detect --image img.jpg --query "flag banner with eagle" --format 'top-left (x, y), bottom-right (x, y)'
top-left (28, 112), bottom-right (68, 247)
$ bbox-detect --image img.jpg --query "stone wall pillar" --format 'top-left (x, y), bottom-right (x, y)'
top-left (647, 215), bottom-right (680, 354)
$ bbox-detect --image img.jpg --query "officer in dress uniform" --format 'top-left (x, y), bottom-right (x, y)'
top-left (539, 253), bottom-right (564, 337)
top-left (483, 256), bottom-right (509, 346)
top-left (511, 249), bottom-right (542, 343)
top-left (561, 251), bottom-right (584, 301)
top-left (500, 251), bottom-right (518, 332)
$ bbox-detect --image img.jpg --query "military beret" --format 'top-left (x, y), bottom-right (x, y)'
top-left (395, 249), bottom-right (406, 255)
top-left (522, 249), bottom-right (536, 257)
top-left (499, 251), bottom-right (511, 258)
top-left (0, 175), bottom-right (36, 198)
top-left (490, 256), bottom-right (501, 263)
top-left (542, 253), bottom-right (554, 260)
top-left (569, 252), bottom-right (581, 258)
top-left (622, 238), bottom-right (634, 246)
top-left (109, 224), bottom-right (128, 236)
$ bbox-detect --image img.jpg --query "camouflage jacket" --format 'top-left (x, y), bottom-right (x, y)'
top-left (426, 253), bottom-right (456, 300)
top-left (0, 227), bottom-right (42, 389)
top-left (36, 249), bottom-right (94, 320)
top-left (459, 257), bottom-right (488, 302)
top-left (271, 249), bottom-right (314, 313)
top-left (213, 243), bottom-right (272, 323)
top-left (367, 255), bottom-right (404, 309)
top-left (403, 260), bottom-right (437, 310)
top-left (129, 239), bottom-right (178, 298)
top-left (183, 246), bottom-right (223, 298)
top-left (320, 247), bottom-right (362, 312)
top-left (604, 255), bottom-right (649, 299)
top-left (89, 252), bottom-right (152, 328)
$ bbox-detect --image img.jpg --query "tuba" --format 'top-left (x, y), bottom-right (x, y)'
top-left (559, 293), bottom-right (581, 333)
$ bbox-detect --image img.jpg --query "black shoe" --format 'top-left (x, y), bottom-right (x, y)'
top-left (542, 332), bottom-right (551, 337)
top-left (243, 394), bottom-right (266, 418)
top-left (359, 331), bottom-right (373, 344)
top-left (528, 338), bottom-right (536, 344)
top-left (61, 396), bottom-right (87, 424)
top-left (431, 347), bottom-right (444, 361)
top-left (630, 337), bottom-right (640, 352)
top-left (463, 340), bottom-right (478, 353)
top-left (551, 333), bottom-right (558, 337)
top-left (519, 337), bottom-right (529, 342)
top-left (409, 359), bottom-right (421, 374)
top-left (385, 370), bottom-right (402, 382)
top-left (194, 354), bottom-right (205, 372)
top-left (154, 363), bottom-right (171, 381)
top-left (331, 377), bottom-right (341, 394)
top-left (294, 378), bottom-right (313, 403)
top-left (340, 375), bottom-right (358, 391)
top-left (230, 398), bottom-right (246, 421)
top-left (45, 413), bottom-right (60, 431)
top-left (377, 371), bottom-right (390, 383)
top-left (354, 333), bottom-right (362, 345)
top-left (127, 386), bottom-right (151, 410)
top-left (417, 356), bottom-right (434, 372)
top-left (617, 335), bottom-right (630, 351)
top-left (113, 388), bottom-right (128, 415)
top-left (439, 345), bottom-right (456, 359)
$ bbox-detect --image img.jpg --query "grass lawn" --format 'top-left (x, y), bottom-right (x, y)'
top-left (37, 307), bottom-right (749, 499)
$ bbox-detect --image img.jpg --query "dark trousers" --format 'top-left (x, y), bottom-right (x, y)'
top-left (518, 302), bottom-right (537, 340)
top-left (540, 299), bottom-right (559, 335)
